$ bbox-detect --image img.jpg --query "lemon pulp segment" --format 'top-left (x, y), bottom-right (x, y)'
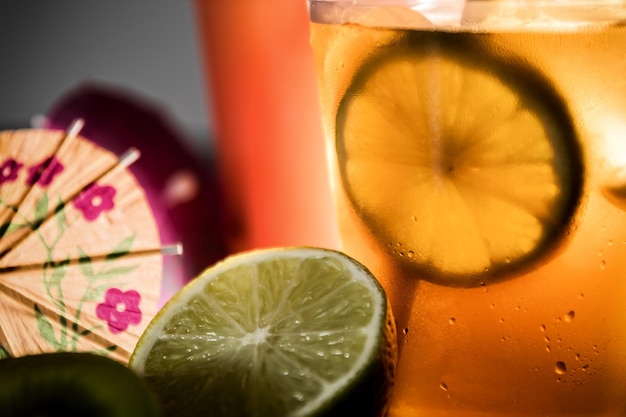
top-left (336, 31), bottom-right (582, 283)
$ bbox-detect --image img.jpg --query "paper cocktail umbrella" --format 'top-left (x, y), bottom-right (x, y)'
top-left (0, 122), bottom-right (172, 364)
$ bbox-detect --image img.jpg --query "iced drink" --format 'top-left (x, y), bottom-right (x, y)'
top-left (309, 1), bottom-right (626, 415)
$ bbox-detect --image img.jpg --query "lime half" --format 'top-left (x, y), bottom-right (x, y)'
top-left (130, 247), bottom-right (397, 417)
top-left (336, 30), bottom-right (583, 285)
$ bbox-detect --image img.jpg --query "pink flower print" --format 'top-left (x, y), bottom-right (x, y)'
top-left (27, 156), bottom-right (64, 186)
top-left (96, 288), bottom-right (142, 334)
top-left (0, 159), bottom-right (23, 184)
top-left (73, 183), bottom-right (116, 222)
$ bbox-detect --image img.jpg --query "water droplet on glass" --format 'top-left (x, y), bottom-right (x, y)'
top-left (556, 361), bottom-right (567, 375)
top-left (440, 382), bottom-right (448, 391)
top-left (600, 259), bottom-right (606, 271)
top-left (449, 317), bottom-right (456, 325)
top-left (540, 324), bottom-right (547, 332)
top-left (564, 311), bottom-right (575, 322)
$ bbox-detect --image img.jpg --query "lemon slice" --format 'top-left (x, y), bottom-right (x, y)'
top-left (336, 32), bottom-right (583, 284)
top-left (130, 247), bottom-right (397, 417)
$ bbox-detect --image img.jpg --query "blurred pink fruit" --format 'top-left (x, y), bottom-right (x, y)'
top-left (42, 82), bottom-right (227, 306)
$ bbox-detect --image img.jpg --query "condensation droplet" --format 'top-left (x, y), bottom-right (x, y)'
top-left (579, 293), bottom-right (585, 299)
top-left (600, 259), bottom-right (606, 271)
top-left (440, 382), bottom-right (448, 391)
top-left (449, 317), bottom-right (456, 325)
top-left (540, 324), bottom-right (547, 332)
top-left (556, 361), bottom-right (567, 375)
top-left (564, 311), bottom-right (575, 322)
top-left (546, 346), bottom-right (551, 353)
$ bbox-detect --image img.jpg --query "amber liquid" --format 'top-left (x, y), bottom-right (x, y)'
top-left (311, 4), bottom-right (626, 417)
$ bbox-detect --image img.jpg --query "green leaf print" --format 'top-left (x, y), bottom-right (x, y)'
top-left (105, 234), bottom-right (136, 262)
top-left (77, 247), bottom-right (94, 279)
top-left (35, 304), bottom-right (62, 350)
top-left (54, 197), bottom-right (67, 234)
top-left (82, 284), bottom-right (112, 302)
top-left (33, 193), bottom-right (49, 229)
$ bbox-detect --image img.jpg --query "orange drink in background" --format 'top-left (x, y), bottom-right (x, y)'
top-left (193, 0), bottom-right (339, 253)
top-left (309, 0), bottom-right (626, 416)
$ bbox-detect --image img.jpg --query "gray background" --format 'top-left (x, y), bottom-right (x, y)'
top-left (0, 0), bottom-right (213, 156)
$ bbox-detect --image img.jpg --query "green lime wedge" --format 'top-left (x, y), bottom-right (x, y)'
top-left (130, 247), bottom-right (397, 417)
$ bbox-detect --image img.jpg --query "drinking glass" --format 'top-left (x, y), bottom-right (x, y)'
top-left (307, 1), bottom-right (626, 415)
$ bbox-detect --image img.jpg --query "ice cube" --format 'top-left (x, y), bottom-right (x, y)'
top-left (461, 0), bottom-right (626, 30)
top-left (408, 0), bottom-right (467, 26)
top-left (309, 0), bottom-right (467, 27)
top-left (348, 6), bottom-right (434, 28)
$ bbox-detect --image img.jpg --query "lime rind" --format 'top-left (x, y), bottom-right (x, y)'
top-left (0, 352), bottom-right (161, 416)
top-left (336, 31), bottom-right (583, 285)
top-left (130, 247), bottom-right (392, 417)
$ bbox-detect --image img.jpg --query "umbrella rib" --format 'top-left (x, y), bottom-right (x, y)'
top-left (0, 144), bottom-right (142, 267)
top-left (0, 243), bottom-right (181, 275)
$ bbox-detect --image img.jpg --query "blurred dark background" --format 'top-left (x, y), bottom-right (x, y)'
top-left (0, 0), bottom-right (213, 159)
